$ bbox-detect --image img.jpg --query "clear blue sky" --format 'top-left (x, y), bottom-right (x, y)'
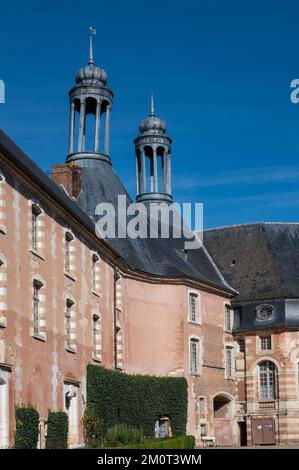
top-left (1, 0), bottom-right (299, 228)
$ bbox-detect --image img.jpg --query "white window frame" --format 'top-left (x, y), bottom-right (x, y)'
top-left (225, 345), bottom-right (235, 380)
top-left (258, 360), bottom-right (277, 401)
top-left (65, 299), bottom-right (74, 350)
top-left (224, 304), bottom-right (234, 332)
top-left (198, 396), bottom-right (206, 414)
top-left (189, 336), bottom-right (201, 375)
top-left (188, 291), bottom-right (201, 324)
top-left (259, 335), bottom-right (272, 351)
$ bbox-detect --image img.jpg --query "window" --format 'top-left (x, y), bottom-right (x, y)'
top-left (92, 313), bottom-right (100, 359)
top-left (260, 335), bottom-right (272, 351)
top-left (31, 205), bottom-right (41, 251)
top-left (200, 423), bottom-right (206, 436)
top-left (237, 338), bottom-right (245, 353)
top-left (225, 346), bottom-right (234, 379)
top-left (65, 232), bottom-right (73, 273)
top-left (65, 299), bottom-right (73, 349)
top-left (92, 254), bottom-right (99, 292)
top-left (0, 256), bottom-right (7, 327)
top-left (259, 361), bottom-right (276, 400)
top-left (189, 293), bottom-right (199, 323)
top-left (199, 397), bottom-right (206, 414)
top-left (256, 304), bottom-right (274, 320)
top-left (224, 305), bottom-right (233, 332)
top-left (32, 280), bottom-right (42, 335)
top-left (0, 174), bottom-right (6, 235)
top-left (190, 338), bottom-right (201, 374)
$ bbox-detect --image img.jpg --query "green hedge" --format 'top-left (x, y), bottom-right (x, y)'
top-left (14, 406), bottom-right (39, 449)
top-left (46, 411), bottom-right (68, 449)
top-left (110, 435), bottom-right (195, 449)
top-left (86, 365), bottom-right (188, 441)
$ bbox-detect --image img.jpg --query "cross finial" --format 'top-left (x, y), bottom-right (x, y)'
top-left (150, 92), bottom-right (155, 116)
top-left (89, 27), bottom-right (96, 65)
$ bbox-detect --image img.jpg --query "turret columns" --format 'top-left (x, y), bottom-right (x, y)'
top-left (104, 105), bottom-right (111, 156)
top-left (94, 100), bottom-right (101, 152)
top-left (78, 100), bottom-right (86, 152)
top-left (68, 101), bottom-right (75, 155)
top-left (153, 148), bottom-right (158, 192)
top-left (141, 148), bottom-right (146, 193)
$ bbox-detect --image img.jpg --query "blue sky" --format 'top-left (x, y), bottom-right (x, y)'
top-left (1, 0), bottom-right (299, 228)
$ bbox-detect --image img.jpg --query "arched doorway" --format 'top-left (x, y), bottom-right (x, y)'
top-left (213, 394), bottom-right (233, 446)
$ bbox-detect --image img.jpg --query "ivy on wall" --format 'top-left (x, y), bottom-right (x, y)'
top-left (14, 406), bottom-right (39, 449)
top-left (45, 411), bottom-right (68, 449)
top-left (86, 365), bottom-right (188, 440)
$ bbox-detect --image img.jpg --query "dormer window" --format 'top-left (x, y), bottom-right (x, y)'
top-left (256, 304), bottom-right (274, 320)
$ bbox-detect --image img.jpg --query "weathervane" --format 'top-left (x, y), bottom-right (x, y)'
top-left (89, 27), bottom-right (96, 65)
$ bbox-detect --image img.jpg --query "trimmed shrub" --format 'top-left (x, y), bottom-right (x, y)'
top-left (86, 365), bottom-right (188, 441)
top-left (114, 435), bottom-right (195, 449)
top-left (83, 406), bottom-right (101, 448)
top-left (106, 425), bottom-right (144, 447)
top-left (45, 411), bottom-right (68, 449)
top-left (14, 406), bottom-right (39, 449)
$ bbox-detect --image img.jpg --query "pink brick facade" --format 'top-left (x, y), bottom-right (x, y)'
top-left (0, 147), bottom-right (238, 448)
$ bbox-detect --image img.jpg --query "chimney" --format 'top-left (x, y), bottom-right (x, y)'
top-left (51, 163), bottom-right (81, 199)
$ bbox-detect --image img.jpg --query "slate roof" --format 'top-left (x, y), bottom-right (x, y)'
top-left (0, 130), bottom-right (235, 295)
top-left (204, 222), bottom-right (299, 302)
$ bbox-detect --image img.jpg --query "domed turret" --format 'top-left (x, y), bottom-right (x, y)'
top-left (139, 95), bottom-right (166, 135)
top-left (75, 64), bottom-right (107, 86)
top-left (66, 27), bottom-right (113, 164)
top-left (134, 94), bottom-right (172, 204)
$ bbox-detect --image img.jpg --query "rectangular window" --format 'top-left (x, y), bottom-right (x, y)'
top-left (65, 233), bottom-right (72, 273)
top-left (65, 300), bottom-right (72, 349)
top-left (199, 397), bottom-right (206, 414)
top-left (260, 335), bottom-right (271, 351)
top-left (237, 338), bottom-right (245, 353)
top-left (92, 254), bottom-right (99, 292)
top-left (93, 314), bottom-right (99, 359)
top-left (190, 338), bottom-right (200, 374)
top-left (225, 346), bottom-right (234, 379)
top-left (189, 293), bottom-right (199, 323)
top-left (33, 282), bottom-right (40, 335)
top-left (32, 209), bottom-right (38, 251)
top-left (200, 423), bottom-right (206, 436)
top-left (225, 305), bottom-right (233, 332)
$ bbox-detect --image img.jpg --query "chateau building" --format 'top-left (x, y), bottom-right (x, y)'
top-left (205, 223), bottom-right (299, 445)
top-left (0, 36), bottom-right (298, 448)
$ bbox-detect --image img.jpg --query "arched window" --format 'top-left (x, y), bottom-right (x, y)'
top-left (259, 361), bottom-right (277, 400)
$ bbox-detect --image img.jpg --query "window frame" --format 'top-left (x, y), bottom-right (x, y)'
top-left (188, 291), bottom-right (200, 324)
top-left (224, 304), bottom-right (234, 332)
top-left (189, 336), bottom-right (201, 375)
top-left (225, 345), bottom-right (235, 380)
top-left (65, 299), bottom-right (74, 351)
top-left (260, 335), bottom-right (272, 351)
top-left (259, 360), bottom-right (277, 401)
top-left (32, 279), bottom-right (43, 337)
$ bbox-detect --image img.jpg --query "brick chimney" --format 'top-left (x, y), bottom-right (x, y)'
top-left (51, 162), bottom-right (81, 199)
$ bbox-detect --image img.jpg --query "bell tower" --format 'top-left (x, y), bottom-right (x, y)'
top-left (134, 95), bottom-right (172, 203)
top-left (67, 27), bottom-right (113, 165)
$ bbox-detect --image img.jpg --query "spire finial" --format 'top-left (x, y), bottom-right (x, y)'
top-left (89, 27), bottom-right (96, 65)
top-left (150, 92), bottom-right (155, 116)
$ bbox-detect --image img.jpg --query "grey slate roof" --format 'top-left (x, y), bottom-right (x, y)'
top-left (204, 222), bottom-right (299, 303)
top-left (0, 130), bottom-right (235, 294)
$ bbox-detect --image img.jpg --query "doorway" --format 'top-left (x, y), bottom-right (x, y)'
top-left (238, 421), bottom-right (247, 446)
top-left (63, 382), bottom-right (79, 447)
top-left (251, 417), bottom-right (275, 445)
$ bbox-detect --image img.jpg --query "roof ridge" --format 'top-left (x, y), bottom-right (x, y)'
top-left (204, 221), bottom-right (299, 232)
